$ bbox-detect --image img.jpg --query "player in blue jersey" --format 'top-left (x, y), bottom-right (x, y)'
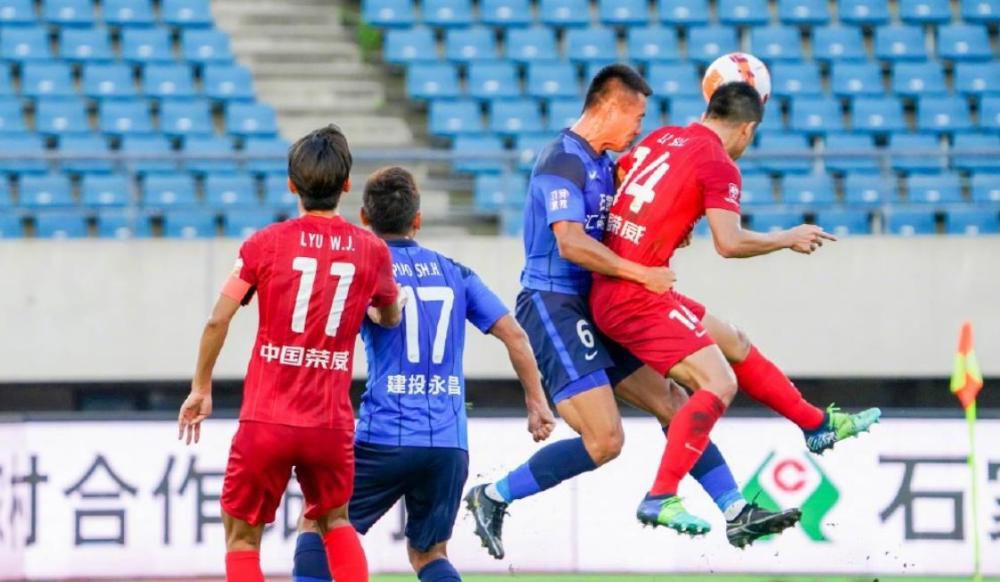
top-left (292, 166), bottom-right (555, 582)
top-left (465, 65), bottom-right (801, 557)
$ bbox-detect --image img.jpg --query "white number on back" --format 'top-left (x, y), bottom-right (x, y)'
top-left (402, 285), bottom-right (455, 364)
top-left (619, 146), bottom-right (671, 213)
top-left (290, 257), bottom-right (355, 336)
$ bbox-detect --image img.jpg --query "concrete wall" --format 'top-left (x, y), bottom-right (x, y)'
top-left (1, 236), bottom-right (998, 381)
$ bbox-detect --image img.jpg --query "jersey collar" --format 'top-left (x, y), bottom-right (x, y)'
top-left (562, 129), bottom-right (603, 161)
top-left (386, 239), bottom-right (419, 247)
top-left (690, 122), bottom-right (724, 146)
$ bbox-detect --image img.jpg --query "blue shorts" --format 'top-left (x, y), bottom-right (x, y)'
top-left (349, 442), bottom-right (469, 552)
top-left (515, 288), bottom-right (644, 403)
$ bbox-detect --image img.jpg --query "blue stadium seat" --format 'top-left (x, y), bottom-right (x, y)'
top-left (718, 0), bottom-right (769, 25)
top-left (953, 133), bottom-right (1000, 173)
top-left (816, 208), bottom-right (872, 236)
top-left (59, 133), bottom-right (114, 173)
top-left (667, 97), bottom-right (705, 126)
top-left (224, 209), bottom-right (278, 238)
top-left (423, 0), bottom-right (474, 28)
top-left (243, 136), bottom-right (288, 175)
top-left (983, 97), bottom-right (1000, 131)
top-left (955, 62), bottom-right (1000, 97)
top-left (406, 63), bottom-right (460, 100)
top-left (938, 25), bottom-right (992, 62)
top-left (43, 0), bottom-right (96, 27)
top-left (103, 0), bottom-right (156, 27)
top-left (852, 97), bottom-right (906, 134)
top-left (824, 133), bottom-right (880, 173)
top-left (757, 107), bottom-right (785, 133)
top-left (263, 174), bottom-right (296, 210)
top-left (0, 134), bottom-right (47, 173)
top-left (480, 0), bottom-right (532, 27)
top-left (34, 211), bottom-right (88, 238)
top-left (203, 64), bottom-right (255, 101)
top-left (945, 208), bottom-right (1000, 235)
top-left (811, 26), bottom-right (866, 62)
top-left (21, 61), bottom-right (76, 98)
top-left (160, 99), bottom-right (213, 138)
top-left (161, 0), bottom-right (214, 27)
top-left (648, 63), bottom-right (700, 99)
top-left (452, 134), bottom-right (506, 173)
top-left (627, 27), bottom-right (679, 64)
top-left (739, 174), bottom-right (774, 205)
top-left (0, 92), bottom-right (21, 120)
top-left (0, 0), bottom-right (36, 26)
top-left (515, 132), bottom-right (551, 171)
top-left (362, 0), bottom-right (416, 28)
top-left (778, 0), bottom-right (830, 25)
top-left (899, 0), bottom-right (951, 24)
top-left (505, 27), bottom-right (557, 63)
top-left (527, 62), bottom-right (579, 99)
top-left (0, 65), bottom-right (12, 96)
top-left (687, 26), bottom-right (738, 64)
top-left (961, 0), bottom-right (999, 23)
top-left (890, 132), bottom-right (946, 174)
top-left (143, 174), bottom-right (197, 209)
top-left (445, 27), bottom-right (497, 62)
top-left (96, 210), bottom-right (151, 238)
top-left (467, 61), bottom-right (519, 99)
top-left (474, 173), bottom-right (527, 210)
top-left (830, 62), bottom-right (883, 98)
top-left (886, 208), bottom-right (937, 234)
top-left (844, 173), bottom-right (896, 206)
top-left (658, 0), bottom-right (709, 26)
top-left (749, 26), bottom-right (803, 63)
top-left (225, 103), bottom-right (279, 137)
top-left (892, 62), bottom-right (947, 98)
top-left (121, 27), bottom-right (174, 64)
top-left (875, 25), bottom-right (926, 62)
top-left (566, 27), bottom-right (618, 64)
top-left (770, 62), bottom-right (823, 100)
top-left (384, 28), bottom-right (437, 64)
top-left (204, 173), bottom-right (258, 208)
top-left (143, 64), bottom-right (196, 99)
top-left (600, 0), bottom-right (649, 26)
top-left (183, 135), bottom-right (239, 174)
top-left (971, 173), bottom-right (1000, 204)
top-left (59, 28), bottom-right (113, 62)
top-left (81, 174), bottom-right (131, 208)
top-left (19, 173), bottom-right (74, 208)
top-left (1, 27), bottom-right (51, 61)
top-left (791, 96), bottom-right (843, 135)
top-left (838, 0), bottom-right (889, 25)
top-left (539, 0), bottom-right (590, 28)
top-left (747, 208), bottom-right (803, 232)
top-left (756, 132), bottom-right (813, 174)
top-left (98, 100), bottom-right (153, 135)
top-left (120, 134), bottom-right (175, 174)
top-left (429, 99), bottom-right (483, 136)
top-left (783, 173), bottom-right (836, 206)
top-left (162, 210), bottom-right (216, 238)
top-left (490, 98), bottom-right (544, 135)
top-left (547, 98), bottom-right (581, 129)
top-left (917, 96), bottom-right (973, 133)
top-left (181, 29), bottom-right (234, 64)
top-left (36, 98), bottom-right (91, 136)
top-left (908, 172), bottom-right (963, 204)
top-left (0, 214), bottom-right (23, 238)
top-left (83, 63), bottom-right (138, 99)
top-left (0, 179), bottom-right (10, 209)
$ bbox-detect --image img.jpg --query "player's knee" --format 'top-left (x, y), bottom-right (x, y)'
top-left (710, 372), bottom-right (738, 406)
top-left (314, 504), bottom-right (351, 534)
top-left (585, 426), bottom-right (624, 465)
top-left (732, 327), bottom-right (752, 360)
top-left (222, 512), bottom-right (261, 551)
top-left (407, 543), bottom-right (447, 573)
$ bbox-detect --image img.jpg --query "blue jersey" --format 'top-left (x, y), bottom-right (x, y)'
top-left (357, 239), bottom-right (509, 450)
top-left (520, 129), bottom-right (616, 296)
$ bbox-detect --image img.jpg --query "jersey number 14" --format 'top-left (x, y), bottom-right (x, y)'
top-left (619, 146), bottom-right (671, 213)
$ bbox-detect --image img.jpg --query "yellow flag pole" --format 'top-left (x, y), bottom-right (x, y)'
top-left (967, 401), bottom-right (982, 582)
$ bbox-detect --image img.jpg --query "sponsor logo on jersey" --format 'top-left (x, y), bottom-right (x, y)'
top-left (727, 183), bottom-right (741, 205)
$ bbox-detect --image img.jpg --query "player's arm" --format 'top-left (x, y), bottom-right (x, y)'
top-left (552, 221), bottom-right (674, 294)
top-left (366, 242), bottom-right (404, 328)
top-left (489, 315), bottom-right (555, 442)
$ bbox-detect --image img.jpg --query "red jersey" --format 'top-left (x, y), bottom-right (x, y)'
top-left (603, 123), bottom-right (742, 267)
top-left (233, 214), bottom-right (397, 429)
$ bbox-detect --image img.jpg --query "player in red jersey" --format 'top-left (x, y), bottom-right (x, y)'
top-left (591, 83), bottom-right (880, 533)
top-left (177, 125), bottom-right (403, 582)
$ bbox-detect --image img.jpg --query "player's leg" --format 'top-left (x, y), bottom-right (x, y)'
top-left (405, 447), bottom-right (468, 581)
top-left (408, 542), bottom-right (459, 582)
top-left (222, 512), bottom-right (266, 582)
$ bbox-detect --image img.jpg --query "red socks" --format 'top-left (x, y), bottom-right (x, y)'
top-left (324, 525), bottom-right (369, 582)
top-left (731, 345), bottom-right (824, 431)
top-left (226, 550), bottom-right (264, 582)
top-left (650, 390), bottom-right (726, 496)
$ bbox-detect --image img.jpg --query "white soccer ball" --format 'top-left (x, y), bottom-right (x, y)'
top-left (702, 52), bottom-right (772, 104)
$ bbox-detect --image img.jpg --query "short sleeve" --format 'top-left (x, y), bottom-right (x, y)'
top-left (700, 160), bottom-right (742, 214)
top-left (369, 241), bottom-right (398, 308)
top-left (235, 232), bottom-right (263, 286)
top-left (533, 152), bottom-right (588, 226)
top-left (459, 264), bottom-right (510, 333)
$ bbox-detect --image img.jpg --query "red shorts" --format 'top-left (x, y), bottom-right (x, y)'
top-left (221, 421), bottom-right (354, 526)
top-left (590, 279), bottom-right (713, 376)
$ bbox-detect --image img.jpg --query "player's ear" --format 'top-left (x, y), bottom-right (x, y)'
top-left (287, 177), bottom-right (298, 194)
top-left (342, 177), bottom-right (352, 193)
top-left (360, 207), bottom-right (371, 227)
top-left (412, 211), bottom-right (423, 233)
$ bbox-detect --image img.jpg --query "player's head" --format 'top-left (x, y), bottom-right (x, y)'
top-left (287, 124), bottom-right (353, 212)
top-left (580, 64), bottom-right (652, 152)
top-left (702, 82), bottom-right (764, 160)
top-left (361, 165), bottom-right (422, 238)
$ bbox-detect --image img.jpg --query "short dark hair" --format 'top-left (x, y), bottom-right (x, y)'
top-left (704, 82), bottom-right (764, 124)
top-left (363, 166), bottom-right (420, 235)
top-left (583, 64), bottom-right (653, 110)
top-left (288, 125), bottom-right (352, 211)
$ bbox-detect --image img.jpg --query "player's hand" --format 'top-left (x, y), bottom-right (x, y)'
top-left (526, 400), bottom-right (556, 442)
top-left (367, 285), bottom-right (409, 325)
top-left (178, 389), bottom-right (212, 445)
top-left (784, 224), bottom-right (837, 255)
top-left (641, 266), bottom-right (676, 294)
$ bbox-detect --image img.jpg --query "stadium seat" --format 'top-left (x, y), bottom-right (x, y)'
top-left (21, 61), bottom-right (76, 99)
top-left (0, 134), bottom-right (47, 173)
top-left (96, 209), bottom-right (151, 238)
top-left (749, 26), bottom-right (803, 63)
top-left (406, 63), bottom-right (460, 101)
top-left (917, 96), bottom-right (973, 133)
top-left (474, 173), bottom-right (527, 211)
top-left (429, 99), bottom-right (483, 136)
top-left (120, 134), bottom-right (176, 174)
top-left (122, 27), bottom-right (174, 64)
top-left (515, 133), bottom-right (551, 171)
top-left (19, 173), bottom-right (74, 208)
top-left (627, 27), bottom-right (680, 64)
top-left (961, 0), bottom-right (999, 23)
top-left (143, 64), bottom-right (196, 99)
top-left (59, 28), bottom-right (113, 63)
top-left (667, 97), bottom-right (706, 126)
top-left (34, 211), bottom-right (88, 238)
top-left (423, 0), bottom-right (473, 28)
top-left (225, 103), bottom-right (279, 137)
top-left (243, 136), bottom-right (288, 175)
top-left (527, 62), bottom-right (579, 99)
top-left (362, 0), bottom-right (416, 28)
top-left (539, 0), bottom-right (590, 28)
top-left (224, 209), bottom-right (278, 238)
top-left (81, 174), bottom-right (131, 208)
top-left (384, 28), bottom-right (437, 64)
top-left (452, 134), bottom-right (506, 173)
top-left (791, 97), bottom-right (844, 135)
top-left (782, 173), bottom-right (836, 206)
top-left (161, 0), bottom-right (214, 28)
top-left (547, 98), bottom-right (581, 130)
top-left (445, 27), bottom-right (497, 62)
top-left (263, 174), bottom-right (297, 210)
top-left (739, 175), bottom-right (775, 205)
top-left (103, 0), bottom-right (156, 27)
top-left (953, 133), bottom-right (1000, 173)
top-left (203, 64), bottom-right (255, 101)
top-left (756, 132), bottom-right (813, 174)
top-left (480, 0), bottom-right (532, 27)
top-left (811, 26), bottom-right (866, 62)
top-left (886, 208), bottom-right (936, 234)
top-left (0, 214), bottom-right (23, 238)
top-left (899, 0), bottom-right (951, 24)
top-left (0, 0), bottom-right (36, 26)
top-left (181, 29), bottom-right (234, 65)
top-left (838, 0), bottom-right (890, 25)
top-left (747, 208), bottom-right (803, 232)
top-left (99, 100), bottom-right (153, 136)
top-left (505, 27), bottom-right (557, 63)
top-left (938, 25), bottom-right (992, 62)
top-left (42, 0), bottom-right (95, 27)
top-left (565, 27), bottom-right (618, 64)
top-left (0, 179), bottom-right (9, 209)
top-left (160, 99), bottom-right (213, 138)
top-left (971, 173), bottom-right (1000, 204)
top-left (1, 26), bottom-right (51, 61)
top-left (955, 62), bottom-right (1000, 97)
top-left (844, 172), bottom-right (896, 206)
top-left (59, 133), bottom-right (114, 174)
top-left (0, 65), bottom-right (12, 96)
top-left (83, 63), bottom-right (139, 99)
top-left (824, 133), bottom-right (880, 173)
top-left (490, 98), bottom-right (544, 135)
top-left (831, 62), bottom-right (884, 99)
top-left (36, 98), bottom-right (91, 136)
top-left (852, 97), bottom-right (906, 134)
top-left (658, 0), bottom-right (710, 26)
top-left (908, 172), bottom-right (963, 204)
top-left (982, 97), bottom-right (1000, 131)
top-left (945, 208), bottom-right (1000, 235)
top-left (718, 0), bottom-right (769, 26)
top-left (599, 0), bottom-right (649, 26)
top-left (183, 135), bottom-right (239, 174)
top-left (816, 208), bottom-right (872, 236)
top-left (771, 62), bottom-right (823, 100)
top-left (890, 133), bottom-right (946, 174)
top-left (687, 26), bottom-right (738, 64)
top-left (778, 0), bottom-right (830, 25)
top-left (143, 174), bottom-right (197, 209)
top-left (648, 63), bottom-right (700, 99)
top-left (162, 209), bottom-right (216, 238)
top-left (875, 25), bottom-right (927, 62)
top-left (892, 62), bottom-right (947, 98)
top-left (467, 62), bottom-right (520, 100)
top-left (204, 173), bottom-right (258, 208)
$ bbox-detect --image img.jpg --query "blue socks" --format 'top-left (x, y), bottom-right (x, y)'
top-left (418, 558), bottom-right (461, 581)
top-left (688, 439), bottom-right (745, 516)
top-left (494, 437), bottom-right (597, 503)
top-left (292, 532), bottom-right (331, 582)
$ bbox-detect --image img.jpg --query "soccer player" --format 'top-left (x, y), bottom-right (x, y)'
top-left (291, 166), bottom-right (556, 582)
top-left (177, 125), bottom-right (403, 582)
top-left (590, 82), bottom-right (881, 533)
top-left (466, 65), bottom-right (800, 557)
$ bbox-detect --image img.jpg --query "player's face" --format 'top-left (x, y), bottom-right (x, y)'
top-left (606, 93), bottom-right (647, 152)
